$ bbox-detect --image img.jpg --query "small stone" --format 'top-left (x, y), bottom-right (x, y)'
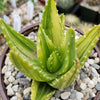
top-left (8, 76), bottom-right (15, 83)
top-left (61, 92), bottom-right (71, 99)
top-left (23, 93), bottom-right (31, 100)
top-left (15, 71), bottom-right (24, 79)
top-left (95, 83), bottom-right (100, 90)
top-left (55, 98), bottom-right (60, 100)
top-left (10, 0), bottom-right (16, 8)
top-left (55, 91), bottom-right (60, 98)
top-left (70, 93), bottom-right (76, 99)
top-left (10, 96), bottom-right (17, 100)
top-left (2, 65), bottom-right (8, 74)
top-left (23, 87), bottom-right (31, 95)
top-left (76, 92), bottom-right (83, 99)
top-left (4, 78), bottom-right (9, 85)
top-left (93, 53), bottom-right (98, 57)
top-left (88, 80), bottom-right (95, 88)
top-left (3, 15), bottom-right (10, 25)
top-left (80, 83), bottom-right (87, 90)
top-left (95, 58), bottom-right (99, 63)
top-left (85, 62), bottom-right (89, 67)
top-left (12, 85), bottom-right (18, 92)
top-left (18, 78), bottom-right (30, 85)
top-left (7, 66), bottom-right (14, 72)
top-left (92, 77), bottom-right (98, 85)
top-left (50, 97), bottom-right (55, 100)
top-left (91, 67), bottom-right (99, 78)
top-left (92, 64), bottom-right (100, 69)
top-left (13, 15), bottom-right (21, 32)
top-left (80, 72), bottom-right (87, 80)
top-left (6, 83), bottom-right (12, 89)
top-left (5, 71), bottom-right (11, 78)
top-left (83, 77), bottom-right (91, 84)
top-left (16, 93), bottom-right (23, 100)
top-left (13, 80), bottom-right (18, 85)
top-left (7, 87), bottom-right (14, 96)
top-left (83, 67), bottom-right (89, 74)
top-left (90, 92), bottom-right (95, 98)
top-left (12, 71), bottom-right (18, 76)
top-left (88, 59), bottom-right (95, 65)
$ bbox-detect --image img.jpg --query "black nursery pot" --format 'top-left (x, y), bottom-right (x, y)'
top-left (0, 23), bottom-right (100, 100)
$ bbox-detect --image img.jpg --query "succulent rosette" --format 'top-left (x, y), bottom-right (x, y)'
top-left (0, 0), bottom-right (100, 100)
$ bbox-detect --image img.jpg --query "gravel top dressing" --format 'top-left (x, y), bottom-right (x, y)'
top-left (2, 31), bottom-right (100, 100)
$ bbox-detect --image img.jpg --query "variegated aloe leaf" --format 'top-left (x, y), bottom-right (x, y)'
top-left (56, 28), bottom-right (76, 75)
top-left (48, 58), bottom-right (80, 89)
top-left (39, 0), bottom-right (64, 47)
top-left (31, 81), bottom-right (55, 100)
top-left (9, 51), bottom-right (57, 82)
top-left (76, 25), bottom-right (100, 67)
top-left (0, 18), bottom-right (36, 60)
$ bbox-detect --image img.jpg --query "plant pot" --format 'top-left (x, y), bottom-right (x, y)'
top-left (80, 0), bottom-right (99, 24)
top-left (0, 23), bottom-right (100, 100)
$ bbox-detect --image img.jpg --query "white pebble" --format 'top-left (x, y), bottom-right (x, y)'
top-left (12, 85), bottom-right (18, 92)
top-left (76, 92), bottom-right (83, 99)
top-left (2, 65), bottom-right (8, 74)
top-left (4, 78), bottom-right (9, 85)
top-left (91, 67), bottom-right (99, 78)
top-left (84, 62), bottom-right (89, 67)
top-left (16, 93), bottom-right (23, 100)
top-left (51, 97), bottom-right (56, 100)
top-left (5, 71), bottom-right (11, 78)
top-left (80, 83), bottom-right (87, 90)
top-left (88, 59), bottom-right (95, 65)
top-left (88, 80), bottom-right (95, 88)
top-left (61, 92), bottom-right (71, 99)
top-left (6, 83), bottom-right (12, 89)
top-left (8, 76), bottom-right (15, 83)
top-left (92, 77), bottom-right (98, 85)
top-left (95, 58), bottom-right (99, 63)
top-left (23, 87), bottom-right (31, 95)
top-left (7, 87), bottom-right (14, 96)
top-left (83, 77), bottom-right (91, 84)
top-left (10, 96), bottom-right (17, 100)
top-left (13, 80), bottom-right (18, 85)
top-left (90, 92), bottom-right (95, 98)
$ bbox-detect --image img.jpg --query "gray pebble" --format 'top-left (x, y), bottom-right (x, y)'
top-left (18, 78), bottom-right (29, 85)
top-left (70, 93), bottom-right (76, 99)
top-left (96, 83), bottom-right (100, 90)
top-left (92, 64), bottom-right (100, 70)
top-left (16, 71), bottom-right (24, 79)
top-left (80, 72), bottom-right (87, 80)
top-left (23, 93), bottom-right (31, 100)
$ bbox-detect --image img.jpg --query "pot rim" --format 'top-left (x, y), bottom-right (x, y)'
top-left (0, 23), bottom-right (100, 100)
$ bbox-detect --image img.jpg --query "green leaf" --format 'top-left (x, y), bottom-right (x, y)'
top-left (9, 51), bottom-right (57, 82)
top-left (56, 28), bottom-right (76, 75)
top-left (37, 26), bottom-right (50, 70)
top-left (47, 51), bottom-right (61, 73)
top-left (60, 14), bottom-right (65, 33)
top-left (48, 58), bottom-right (80, 89)
top-left (40, 0), bottom-right (64, 47)
top-left (31, 81), bottom-right (55, 100)
top-left (0, 18), bottom-right (36, 60)
top-left (76, 25), bottom-right (100, 67)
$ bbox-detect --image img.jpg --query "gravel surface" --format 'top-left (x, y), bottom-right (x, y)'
top-left (1, 30), bottom-right (100, 100)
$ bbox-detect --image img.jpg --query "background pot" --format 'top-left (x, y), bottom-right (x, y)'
top-left (0, 23), bottom-right (100, 100)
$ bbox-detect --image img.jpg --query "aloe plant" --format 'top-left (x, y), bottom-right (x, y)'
top-left (0, 0), bottom-right (100, 100)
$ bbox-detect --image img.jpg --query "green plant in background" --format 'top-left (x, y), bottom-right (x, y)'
top-left (65, 14), bottom-right (80, 26)
top-left (0, 0), bottom-right (7, 14)
top-left (0, 0), bottom-right (100, 100)
top-left (78, 23), bottom-right (93, 33)
top-left (56, 0), bottom-right (79, 10)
